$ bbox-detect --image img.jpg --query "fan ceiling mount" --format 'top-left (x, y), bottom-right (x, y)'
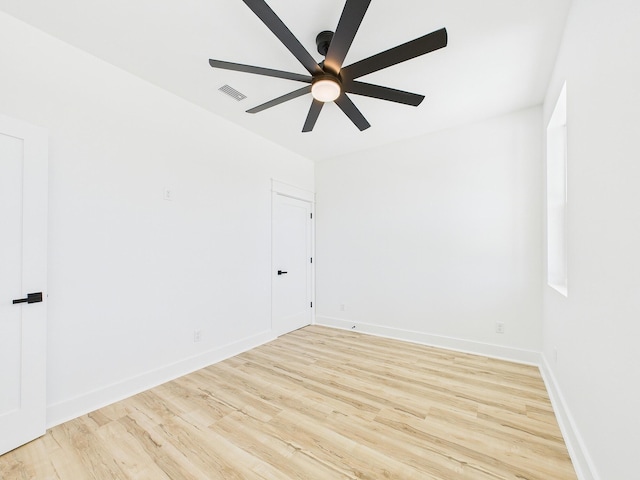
top-left (209, 0), bottom-right (448, 132)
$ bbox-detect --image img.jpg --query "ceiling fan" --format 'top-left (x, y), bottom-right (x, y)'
top-left (209, 0), bottom-right (448, 132)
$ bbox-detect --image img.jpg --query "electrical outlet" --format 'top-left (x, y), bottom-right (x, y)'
top-left (193, 330), bottom-right (202, 343)
top-left (495, 322), bottom-right (505, 334)
top-left (163, 187), bottom-right (173, 201)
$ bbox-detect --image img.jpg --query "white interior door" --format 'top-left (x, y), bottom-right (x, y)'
top-left (0, 113), bottom-right (48, 455)
top-left (272, 193), bottom-right (312, 336)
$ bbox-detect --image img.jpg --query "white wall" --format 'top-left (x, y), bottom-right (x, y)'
top-left (316, 107), bottom-right (543, 362)
top-left (0, 11), bottom-right (313, 426)
top-left (541, 1), bottom-right (640, 479)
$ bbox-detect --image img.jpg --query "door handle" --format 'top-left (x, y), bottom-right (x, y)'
top-left (12, 292), bottom-right (43, 304)
top-left (277, 270), bottom-right (288, 275)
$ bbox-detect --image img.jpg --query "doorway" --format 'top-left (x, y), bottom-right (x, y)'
top-left (0, 113), bottom-right (48, 455)
top-left (271, 182), bottom-right (313, 337)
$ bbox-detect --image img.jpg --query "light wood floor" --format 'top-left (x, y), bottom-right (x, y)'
top-left (0, 326), bottom-right (576, 479)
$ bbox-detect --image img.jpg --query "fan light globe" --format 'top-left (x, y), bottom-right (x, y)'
top-left (311, 78), bottom-right (341, 102)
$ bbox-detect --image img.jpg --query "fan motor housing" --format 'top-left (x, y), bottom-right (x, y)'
top-left (316, 31), bottom-right (334, 56)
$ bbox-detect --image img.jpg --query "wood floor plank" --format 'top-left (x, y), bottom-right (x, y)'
top-left (0, 325), bottom-right (577, 479)
top-left (212, 410), bottom-right (355, 480)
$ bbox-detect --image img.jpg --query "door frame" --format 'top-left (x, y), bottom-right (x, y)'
top-left (0, 112), bottom-right (48, 455)
top-left (271, 179), bottom-right (315, 333)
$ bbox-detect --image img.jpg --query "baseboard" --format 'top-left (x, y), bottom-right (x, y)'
top-left (46, 320), bottom-right (598, 480)
top-left (316, 316), bottom-right (600, 479)
top-left (46, 329), bottom-right (276, 429)
top-left (539, 355), bottom-right (600, 480)
top-left (314, 316), bottom-right (541, 365)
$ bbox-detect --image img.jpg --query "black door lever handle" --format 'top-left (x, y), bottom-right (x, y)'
top-left (277, 270), bottom-right (288, 275)
top-left (13, 292), bottom-right (43, 304)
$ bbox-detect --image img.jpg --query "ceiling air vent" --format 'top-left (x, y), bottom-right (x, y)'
top-left (218, 84), bottom-right (247, 101)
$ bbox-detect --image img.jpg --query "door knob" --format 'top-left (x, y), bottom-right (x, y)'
top-left (13, 292), bottom-right (43, 304)
top-left (277, 270), bottom-right (288, 275)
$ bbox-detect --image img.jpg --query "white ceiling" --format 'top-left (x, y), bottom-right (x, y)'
top-left (0, 0), bottom-right (572, 161)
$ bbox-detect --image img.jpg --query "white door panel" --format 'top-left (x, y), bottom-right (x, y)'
top-left (272, 193), bottom-right (312, 336)
top-left (0, 114), bottom-right (48, 455)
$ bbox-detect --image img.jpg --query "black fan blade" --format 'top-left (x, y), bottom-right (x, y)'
top-left (246, 86), bottom-right (311, 114)
top-left (342, 28), bottom-right (447, 80)
top-left (302, 100), bottom-right (324, 132)
top-left (334, 94), bottom-right (371, 131)
top-left (345, 81), bottom-right (424, 106)
top-left (324, 0), bottom-right (371, 75)
top-left (209, 59), bottom-right (312, 83)
top-left (242, 0), bottom-right (323, 76)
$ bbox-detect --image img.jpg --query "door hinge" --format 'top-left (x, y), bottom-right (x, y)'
top-left (310, 257), bottom-right (313, 263)
top-left (310, 302), bottom-right (313, 308)
top-left (310, 212), bottom-right (313, 219)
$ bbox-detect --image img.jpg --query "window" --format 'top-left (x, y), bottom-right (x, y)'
top-left (546, 82), bottom-right (567, 296)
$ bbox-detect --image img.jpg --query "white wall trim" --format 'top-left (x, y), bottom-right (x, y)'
top-left (45, 317), bottom-right (597, 480)
top-left (539, 355), bottom-right (600, 480)
top-left (271, 179), bottom-right (314, 202)
top-left (315, 315), bottom-right (541, 365)
top-left (46, 330), bottom-right (276, 429)
top-left (315, 316), bottom-right (596, 480)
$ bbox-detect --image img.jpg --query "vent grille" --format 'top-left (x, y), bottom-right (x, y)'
top-left (218, 84), bottom-right (247, 101)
